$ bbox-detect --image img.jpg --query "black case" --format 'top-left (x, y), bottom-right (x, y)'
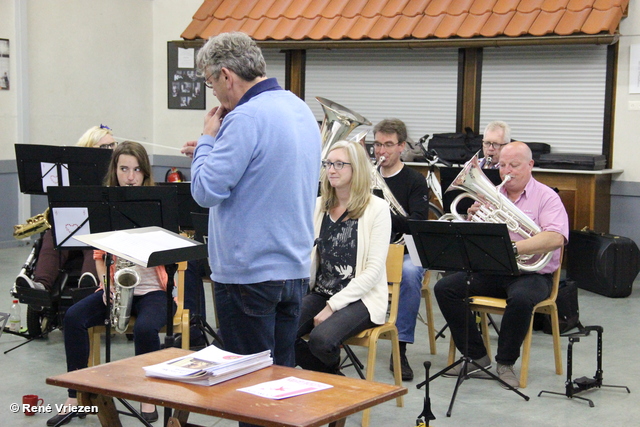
top-left (523, 142), bottom-right (551, 166)
top-left (537, 153), bottom-right (606, 170)
top-left (567, 229), bottom-right (640, 297)
top-left (427, 127), bottom-right (483, 165)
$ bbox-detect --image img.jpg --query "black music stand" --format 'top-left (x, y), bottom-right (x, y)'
top-left (408, 220), bottom-right (529, 417)
top-left (15, 144), bottom-right (111, 195)
top-left (190, 212), bottom-right (223, 348)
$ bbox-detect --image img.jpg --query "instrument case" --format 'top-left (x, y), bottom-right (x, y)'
top-left (537, 153), bottom-right (606, 170)
top-left (427, 127), bottom-right (483, 165)
top-left (523, 142), bottom-right (551, 166)
top-left (567, 229), bottom-right (640, 297)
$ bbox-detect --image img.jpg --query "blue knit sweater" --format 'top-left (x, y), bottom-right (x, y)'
top-left (191, 79), bottom-right (321, 284)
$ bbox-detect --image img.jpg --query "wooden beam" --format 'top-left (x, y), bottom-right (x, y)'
top-left (284, 49), bottom-right (306, 99)
top-left (457, 47), bottom-right (483, 134)
top-left (603, 43), bottom-right (617, 169)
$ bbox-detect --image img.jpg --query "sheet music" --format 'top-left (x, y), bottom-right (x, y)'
top-left (404, 234), bottom-right (422, 267)
top-left (41, 162), bottom-right (69, 191)
top-left (93, 230), bottom-right (197, 264)
top-left (52, 207), bottom-right (90, 247)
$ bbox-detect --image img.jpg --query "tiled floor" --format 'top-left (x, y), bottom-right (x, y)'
top-left (1, 243), bottom-right (638, 426)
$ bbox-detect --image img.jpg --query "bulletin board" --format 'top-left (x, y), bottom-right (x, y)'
top-left (167, 41), bottom-right (205, 110)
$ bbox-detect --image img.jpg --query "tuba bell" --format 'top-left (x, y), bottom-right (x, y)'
top-left (315, 97), bottom-right (408, 218)
top-left (111, 257), bottom-right (141, 333)
top-left (444, 154), bottom-right (553, 272)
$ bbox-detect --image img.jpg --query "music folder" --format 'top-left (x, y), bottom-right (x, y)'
top-left (74, 226), bottom-right (208, 268)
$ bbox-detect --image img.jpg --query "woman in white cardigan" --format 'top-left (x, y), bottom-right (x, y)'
top-left (295, 139), bottom-right (391, 374)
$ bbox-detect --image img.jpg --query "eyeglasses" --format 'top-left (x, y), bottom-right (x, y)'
top-left (98, 141), bottom-right (118, 149)
top-left (322, 160), bottom-right (351, 170)
top-left (373, 142), bottom-right (400, 149)
top-left (99, 124), bottom-right (111, 130)
top-left (482, 141), bottom-right (508, 149)
top-left (204, 72), bottom-right (215, 89)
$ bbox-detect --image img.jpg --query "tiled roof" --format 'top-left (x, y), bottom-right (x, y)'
top-left (181, 0), bottom-right (628, 42)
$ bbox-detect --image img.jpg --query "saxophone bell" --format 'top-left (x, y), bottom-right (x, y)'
top-left (111, 258), bottom-right (141, 334)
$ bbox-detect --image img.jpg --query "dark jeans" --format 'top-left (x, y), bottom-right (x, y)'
top-left (434, 272), bottom-right (552, 365)
top-left (63, 290), bottom-right (167, 398)
top-left (214, 279), bottom-right (307, 366)
top-left (295, 292), bottom-right (376, 373)
top-left (34, 230), bottom-right (97, 289)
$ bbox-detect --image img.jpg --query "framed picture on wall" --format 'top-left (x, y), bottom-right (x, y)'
top-left (167, 41), bottom-right (205, 110)
top-left (0, 39), bottom-right (9, 91)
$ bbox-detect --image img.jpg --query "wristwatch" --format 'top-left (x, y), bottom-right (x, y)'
top-left (511, 241), bottom-right (519, 256)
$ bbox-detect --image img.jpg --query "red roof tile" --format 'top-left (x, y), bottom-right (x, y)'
top-left (181, 0), bottom-right (628, 42)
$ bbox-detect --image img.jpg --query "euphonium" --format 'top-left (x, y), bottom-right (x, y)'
top-left (444, 154), bottom-right (553, 272)
top-left (316, 97), bottom-right (408, 218)
top-left (111, 257), bottom-right (141, 333)
top-left (13, 208), bottom-right (51, 240)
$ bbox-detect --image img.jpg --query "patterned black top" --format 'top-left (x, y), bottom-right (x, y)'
top-left (314, 213), bottom-right (358, 296)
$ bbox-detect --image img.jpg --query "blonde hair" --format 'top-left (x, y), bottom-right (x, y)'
top-left (320, 140), bottom-right (372, 219)
top-left (76, 125), bottom-right (113, 148)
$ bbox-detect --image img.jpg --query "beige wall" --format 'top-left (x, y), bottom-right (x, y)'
top-left (151, 0), bottom-right (211, 155)
top-left (0, 0), bottom-right (17, 157)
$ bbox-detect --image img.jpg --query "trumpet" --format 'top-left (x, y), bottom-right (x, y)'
top-left (13, 208), bottom-right (51, 240)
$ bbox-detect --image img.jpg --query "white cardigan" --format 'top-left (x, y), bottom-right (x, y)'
top-left (309, 196), bottom-right (391, 325)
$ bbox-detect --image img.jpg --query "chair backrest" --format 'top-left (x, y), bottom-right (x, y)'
top-left (545, 246), bottom-right (564, 303)
top-left (385, 244), bottom-right (404, 325)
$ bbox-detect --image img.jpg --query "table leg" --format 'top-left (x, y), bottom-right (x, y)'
top-left (167, 409), bottom-right (190, 426)
top-left (80, 392), bottom-right (122, 427)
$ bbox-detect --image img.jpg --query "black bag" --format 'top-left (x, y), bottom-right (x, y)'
top-left (543, 280), bottom-right (580, 334)
top-left (567, 229), bottom-right (640, 297)
top-left (537, 153), bottom-right (606, 170)
top-left (427, 127), bottom-right (483, 165)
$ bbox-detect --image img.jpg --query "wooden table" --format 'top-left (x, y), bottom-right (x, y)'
top-left (46, 348), bottom-right (407, 427)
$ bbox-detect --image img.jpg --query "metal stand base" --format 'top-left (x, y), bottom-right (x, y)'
top-left (538, 325), bottom-right (630, 407)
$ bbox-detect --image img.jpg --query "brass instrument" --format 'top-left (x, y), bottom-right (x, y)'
top-left (483, 155), bottom-right (493, 169)
top-left (444, 154), bottom-right (553, 272)
top-left (111, 257), bottom-right (141, 333)
top-left (13, 208), bottom-right (51, 240)
top-left (316, 97), bottom-right (408, 218)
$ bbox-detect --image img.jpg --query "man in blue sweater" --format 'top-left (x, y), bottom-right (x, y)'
top-left (184, 32), bottom-right (321, 382)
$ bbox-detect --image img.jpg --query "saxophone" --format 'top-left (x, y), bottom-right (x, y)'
top-left (111, 257), bottom-right (141, 333)
top-left (13, 208), bottom-right (51, 239)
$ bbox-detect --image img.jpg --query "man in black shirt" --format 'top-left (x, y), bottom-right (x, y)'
top-left (373, 118), bottom-right (431, 381)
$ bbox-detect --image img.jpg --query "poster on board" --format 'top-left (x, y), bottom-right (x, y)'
top-left (167, 41), bottom-right (205, 109)
top-left (0, 39), bottom-right (9, 90)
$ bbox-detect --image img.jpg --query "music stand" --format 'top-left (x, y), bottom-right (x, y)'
top-left (157, 182), bottom-right (207, 231)
top-left (408, 220), bottom-right (529, 417)
top-left (188, 212), bottom-right (223, 348)
top-left (15, 144), bottom-right (111, 195)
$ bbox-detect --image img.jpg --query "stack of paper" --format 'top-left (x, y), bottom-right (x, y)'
top-left (143, 345), bottom-right (273, 386)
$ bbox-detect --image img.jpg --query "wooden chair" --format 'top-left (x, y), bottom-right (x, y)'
top-left (448, 248), bottom-right (564, 388)
top-left (342, 243), bottom-right (405, 427)
top-left (418, 270), bottom-right (437, 355)
top-left (88, 261), bottom-right (190, 366)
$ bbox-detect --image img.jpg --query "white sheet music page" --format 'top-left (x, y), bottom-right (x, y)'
top-left (93, 229), bottom-right (196, 265)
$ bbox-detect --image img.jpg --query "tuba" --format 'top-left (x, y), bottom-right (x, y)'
top-left (13, 208), bottom-right (51, 240)
top-left (316, 97), bottom-right (408, 218)
top-left (444, 154), bottom-right (553, 272)
top-left (111, 257), bottom-right (141, 333)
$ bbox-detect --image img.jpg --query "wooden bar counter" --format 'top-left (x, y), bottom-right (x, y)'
top-left (46, 348), bottom-right (407, 427)
top-left (407, 162), bottom-right (622, 233)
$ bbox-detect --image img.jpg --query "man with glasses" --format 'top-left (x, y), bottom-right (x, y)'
top-left (183, 33), bottom-right (321, 413)
top-left (373, 118), bottom-right (430, 381)
top-left (480, 121), bottom-right (511, 169)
